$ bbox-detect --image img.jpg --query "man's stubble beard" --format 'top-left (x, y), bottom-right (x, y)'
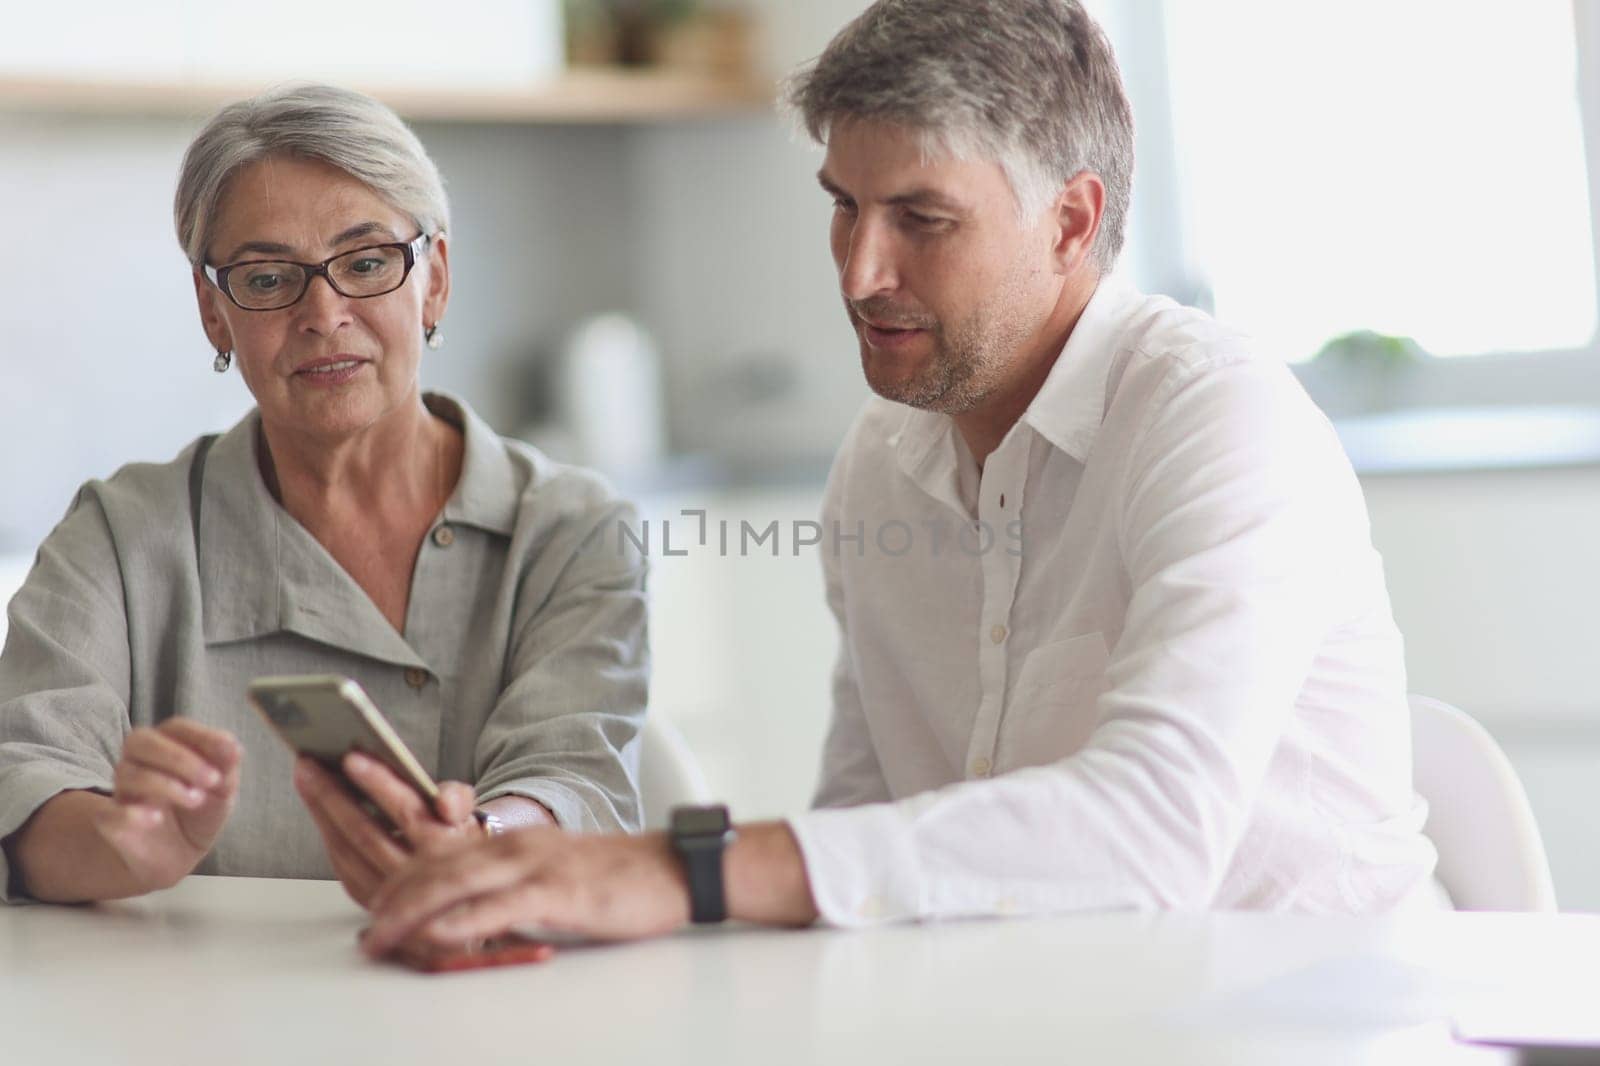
top-left (861, 258), bottom-right (1047, 416)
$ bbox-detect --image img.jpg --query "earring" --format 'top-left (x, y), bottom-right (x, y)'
top-left (213, 350), bottom-right (232, 373)
top-left (425, 323), bottom-right (444, 350)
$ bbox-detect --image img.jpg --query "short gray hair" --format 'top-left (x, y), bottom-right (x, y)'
top-left (783, 0), bottom-right (1134, 270)
top-left (174, 83), bottom-right (450, 267)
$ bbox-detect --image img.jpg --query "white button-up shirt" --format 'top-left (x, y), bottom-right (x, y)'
top-left (788, 275), bottom-right (1438, 926)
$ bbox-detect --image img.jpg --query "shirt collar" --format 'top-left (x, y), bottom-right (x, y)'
top-left (426, 390), bottom-right (518, 537)
top-left (1019, 272), bottom-right (1140, 464)
top-left (196, 391), bottom-right (513, 665)
top-left (891, 405), bottom-right (962, 510)
top-left (195, 411), bottom-right (280, 648)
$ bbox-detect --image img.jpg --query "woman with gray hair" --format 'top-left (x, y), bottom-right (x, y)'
top-left (0, 84), bottom-right (647, 907)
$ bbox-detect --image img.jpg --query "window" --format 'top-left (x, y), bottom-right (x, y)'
top-left (1163, 0), bottom-right (1597, 363)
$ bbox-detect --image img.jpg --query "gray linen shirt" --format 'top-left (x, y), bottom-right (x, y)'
top-left (0, 392), bottom-right (647, 901)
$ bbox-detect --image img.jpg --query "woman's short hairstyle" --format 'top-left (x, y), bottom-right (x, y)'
top-left (174, 83), bottom-right (450, 267)
top-left (783, 0), bottom-right (1134, 271)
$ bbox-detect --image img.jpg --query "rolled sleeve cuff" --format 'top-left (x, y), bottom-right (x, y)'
top-left (0, 764), bottom-right (111, 905)
top-left (476, 777), bottom-right (606, 834)
top-left (787, 802), bottom-right (925, 928)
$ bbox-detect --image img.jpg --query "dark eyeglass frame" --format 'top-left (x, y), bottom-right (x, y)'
top-left (203, 232), bottom-right (433, 311)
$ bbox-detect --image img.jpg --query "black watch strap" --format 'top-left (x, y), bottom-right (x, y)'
top-left (670, 805), bottom-right (734, 924)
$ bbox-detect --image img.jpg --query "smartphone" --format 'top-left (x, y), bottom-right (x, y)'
top-left (246, 674), bottom-right (441, 818)
top-left (391, 937), bottom-right (560, 974)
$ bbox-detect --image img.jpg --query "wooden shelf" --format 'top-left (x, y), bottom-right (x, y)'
top-left (0, 68), bottom-right (775, 125)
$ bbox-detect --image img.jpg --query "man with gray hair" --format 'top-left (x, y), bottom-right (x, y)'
top-left (362, 0), bottom-right (1441, 957)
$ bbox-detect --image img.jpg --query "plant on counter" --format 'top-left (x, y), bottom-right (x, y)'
top-left (1312, 329), bottom-right (1429, 372)
top-left (1310, 329), bottom-right (1431, 412)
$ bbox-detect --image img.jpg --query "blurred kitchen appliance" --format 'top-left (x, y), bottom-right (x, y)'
top-left (555, 312), bottom-right (668, 478)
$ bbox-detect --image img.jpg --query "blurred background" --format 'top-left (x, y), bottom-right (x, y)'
top-left (2, 0), bottom-right (1598, 908)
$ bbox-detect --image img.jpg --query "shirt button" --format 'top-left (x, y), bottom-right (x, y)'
top-left (404, 667), bottom-right (429, 689)
top-left (431, 525), bottom-right (455, 548)
top-left (990, 624), bottom-right (1007, 644)
top-left (972, 757), bottom-right (993, 778)
top-left (999, 493), bottom-right (1006, 508)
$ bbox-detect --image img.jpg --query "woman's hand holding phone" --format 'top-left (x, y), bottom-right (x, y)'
top-left (97, 719), bottom-right (243, 892)
top-left (293, 751), bottom-right (481, 909)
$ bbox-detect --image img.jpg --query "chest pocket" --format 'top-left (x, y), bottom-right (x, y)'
top-left (997, 631), bottom-right (1111, 771)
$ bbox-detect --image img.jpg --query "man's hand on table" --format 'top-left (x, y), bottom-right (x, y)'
top-left (361, 829), bottom-right (690, 956)
top-left (359, 821), bottom-right (820, 961)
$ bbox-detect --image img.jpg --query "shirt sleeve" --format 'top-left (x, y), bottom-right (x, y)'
top-left (472, 497), bottom-right (649, 833)
top-left (788, 359), bottom-right (1349, 926)
top-left (0, 488), bottom-right (132, 904)
top-left (811, 442), bottom-right (893, 811)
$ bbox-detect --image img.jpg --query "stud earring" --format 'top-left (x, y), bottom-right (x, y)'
top-left (213, 350), bottom-right (232, 373)
top-left (425, 323), bottom-right (444, 350)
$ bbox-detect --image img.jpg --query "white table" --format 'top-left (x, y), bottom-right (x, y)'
top-left (2, 877), bottom-right (1596, 1066)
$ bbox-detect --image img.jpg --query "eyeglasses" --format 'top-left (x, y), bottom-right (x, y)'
top-left (203, 233), bottom-right (432, 311)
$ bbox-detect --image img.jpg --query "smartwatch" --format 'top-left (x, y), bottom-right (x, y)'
top-left (669, 804), bottom-right (736, 924)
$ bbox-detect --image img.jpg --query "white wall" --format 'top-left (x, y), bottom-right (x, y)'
top-left (0, 112), bottom-right (254, 552)
top-left (625, 0), bottom-right (872, 462)
top-left (627, 117), bottom-right (865, 461)
top-left (1364, 469), bottom-right (1600, 723)
top-left (406, 121), bottom-right (639, 433)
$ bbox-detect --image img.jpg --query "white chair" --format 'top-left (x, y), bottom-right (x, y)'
top-left (637, 712), bottom-right (714, 830)
top-left (1410, 694), bottom-right (1557, 912)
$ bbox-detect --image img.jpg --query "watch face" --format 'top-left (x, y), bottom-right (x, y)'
top-left (672, 805), bottom-right (731, 837)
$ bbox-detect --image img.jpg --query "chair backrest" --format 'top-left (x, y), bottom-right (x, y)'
top-left (1410, 694), bottom-right (1557, 912)
top-left (637, 712), bottom-right (713, 830)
